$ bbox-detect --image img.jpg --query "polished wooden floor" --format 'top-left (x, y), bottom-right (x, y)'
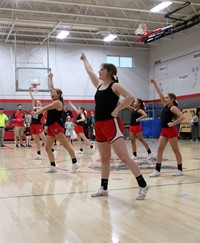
top-left (0, 138), bottom-right (199, 243)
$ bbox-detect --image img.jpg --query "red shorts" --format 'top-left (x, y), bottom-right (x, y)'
top-left (95, 117), bottom-right (124, 143)
top-left (129, 124), bottom-right (142, 134)
top-left (75, 124), bottom-right (84, 134)
top-left (160, 127), bottom-right (178, 139)
top-left (47, 122), bottom-right (65, 136)
top-left (31, 124), bottom-right (44, 135)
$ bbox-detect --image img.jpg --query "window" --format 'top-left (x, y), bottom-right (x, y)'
top-left (106, 55), bottom-right (134, 68)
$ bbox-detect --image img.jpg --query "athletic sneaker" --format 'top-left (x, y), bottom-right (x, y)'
top-left (34, 154), bottom-right (41, 160)
top-left (91, 186), bottom-right (108, 197)
top-left (172, 170), bottom-right (183, 176)
top-left (45, 166), bottom-right (57, 173)
top-left (20, 143), bottom-right (25, 147)
top-left (149, 170), bottom-right (161, 177)
top-left (136, 185), bottom-right (150, 200)
top-left (147, 153), bottom-right (153, 160)
top-left (71, 162), bottom-right (80, 173)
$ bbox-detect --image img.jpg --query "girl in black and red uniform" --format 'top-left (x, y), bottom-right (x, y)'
top-left (80, 53), bottom-right (149, 200)
top-left (149, 79), bottom-right (185, 177)
top-left (31, 73), bottom-right (79, 173)
top-left (129, 98), bottom-right (152, 159)
top-left (29, 87), bottom-right (47, 159)
top-left (69, 101), bottom-right (93, 153)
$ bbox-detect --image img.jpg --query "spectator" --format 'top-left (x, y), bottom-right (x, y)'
top-left (0, 107), bottom-right (9, 147)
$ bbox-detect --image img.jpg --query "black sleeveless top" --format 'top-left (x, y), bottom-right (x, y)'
top-left (31, 113), bottom-right (43, 125)
top-left (46, 109), bottom-right (64, 127)
top-left (130, 109), bottom-right (141, 126)
top-left (95, 82), bottom-right (119, 121)
top-left (75, 114), bottom-right (85, 126)
top-left (161, 106), bottom-right (174, 128)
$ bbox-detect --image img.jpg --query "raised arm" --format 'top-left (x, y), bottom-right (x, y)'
top-left (68, 101), bottom-right (79, 114)
top-left (29, 87), bottom-right (36, 108)
top-left (48, 73), bottom-right (54, 92)
top-left (151, 79), bottom-right (165, 105)
top-left (80, 53), bottom-right (101, 88)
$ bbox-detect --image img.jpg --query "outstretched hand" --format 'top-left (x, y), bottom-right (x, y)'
top-left (80, 53), bottom-right (86, 61)
top-left (48, 73), bottom-right (53, 79)
top-left (150, 79), bottom-right (156, 84)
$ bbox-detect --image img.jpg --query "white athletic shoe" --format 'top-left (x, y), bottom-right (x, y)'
top-left (45, 166), bottom-right (57, 173)
top-left (149, 170), bottom-right (161, 177)
top-left (147, 153), bottom-right (153, 160)
top-left (71, 162), bottom-right (80, 173)
top-left (34, 154), bottom-right (41, 160)
top-left (136, 185), bottom-right (150, 200)
top-left (91, 186), bottom-right (108, 197)
top-left (172, 170), bottom-right (183, 176)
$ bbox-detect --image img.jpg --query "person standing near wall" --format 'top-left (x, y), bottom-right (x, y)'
top-left (62, 104), bottom-right (73, 125)
top-left (149, 79), bottom-right (185, 177)
top-left (189, 110), bottom-right (199, 142)
top-left (80, 53), bottom-right (149, 200)
top-left (31, 73), bottom-right (79, 173)
top-left (12, 104), bottom-right (25, 148)
top-left (0, 107), bottom-right (9, 147)
top-left (128, 99), bottom-right (153, 159)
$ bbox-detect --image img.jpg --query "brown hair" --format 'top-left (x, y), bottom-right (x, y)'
top-left (101, 63), bottom-right (118, 82)
top-left (168, 93), bottom-right (178, 107)
top-left (53, 88), bottom-right (63, 103)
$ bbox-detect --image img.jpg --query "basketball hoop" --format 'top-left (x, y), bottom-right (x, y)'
top-left (31, 83), bottom-right (40, 93)
top-left (135, 23), bottom-right (148, 35)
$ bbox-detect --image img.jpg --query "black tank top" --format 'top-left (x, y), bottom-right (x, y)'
top-left (95, 82), bottom-right (119, 121)
top-left (130, 109), bottom-right (141, 126)
top-left (75, 114), bottom-right (85, 126)
top-left (161, 106), bottom-right (174, 128)
top-left (31, 113), bottom-right (43, 125)
top-left (46, 109), bottom-right (64, 127)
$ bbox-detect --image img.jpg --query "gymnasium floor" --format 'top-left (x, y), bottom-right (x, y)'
top-left (0, 138), bottom-right (199, 243)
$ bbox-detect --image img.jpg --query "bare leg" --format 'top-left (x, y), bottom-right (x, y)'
top-left (168, 137), bottom-right (182, 164)
top-left (156, 136), bottom-right (168, 164)
top-left (32, 134), bottom-right (41, 152)
top-left (45, 136), bottom-right (55, 162)
top-left (111, 137), bottom-right (141, 177)
top-left (79, 132), bottom-right (91, 146)
top-left (130, 131), bottom-right (137, 153)
top-left (136, 132), bottom-right (150, 150)
top-left (55, 132), bottom-right (76, 159)
top-left (97, 142), bottom-right (111, 179)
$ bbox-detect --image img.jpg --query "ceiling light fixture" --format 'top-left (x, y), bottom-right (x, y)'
top-left (103, 34), bottom-right (117, 42)
top-left (56, 30), bottom-right (69, 39)
top-left (150, 1), bottom-right (172, 13)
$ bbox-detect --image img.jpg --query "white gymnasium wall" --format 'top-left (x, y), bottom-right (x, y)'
top-left (0, 43), bottom-right (149, 101)
top-left (149, 28), bottom-right (200, 100)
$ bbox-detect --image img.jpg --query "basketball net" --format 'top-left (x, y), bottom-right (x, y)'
top-left (31, 83), bottom-right (40, 94)
top-left (135, 23), bottom-right (148, 35)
